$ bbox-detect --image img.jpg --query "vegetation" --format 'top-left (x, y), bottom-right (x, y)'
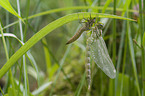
top-left (0, 0), bottom-right (145, 96)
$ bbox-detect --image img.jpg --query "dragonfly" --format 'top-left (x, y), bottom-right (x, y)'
top-left (66, 18), bottom-right (116, 90)
top-left (87, 23), bottom-right (116, 79)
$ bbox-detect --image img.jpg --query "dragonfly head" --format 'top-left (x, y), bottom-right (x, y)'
top-left (96, 22), bottom-right (104, 30)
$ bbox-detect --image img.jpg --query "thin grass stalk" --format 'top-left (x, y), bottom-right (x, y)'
top-left (4, 11), bottom-right (10, 94)
top-left (120, 24), bottom-right (127, 96)
top-left (0, 87), bottom-right (4, 95)
top-left (23, 0), bottom-right (30, 42)
top-left (113, 0), bottom-right (116, 95)
top-left (16, 0), bottom-right (29, 95)
top-left (17, 63), bottom-right (23, 96)
top-left (0, 23), bottom-right (16, 95)
top-left (0, 14), bottom-right (11, 93)
top-left (113, 0), bottom-right (116, 64)
top-left (75, 72), bottom-right (86, 96)
top-left (24, 0), bottom-right (32, 93)
top-left (139, 0), bottom-right (145, 94)
top-left (115, 19), bottom-right (126, 96)
top-left (127, 24), bottom-right (141, 96)
top-left (100, 71), bottom-right (103, 96)
top-left (9, 70), bottom-right (16, 96)
top-left (0, 24), bottom-right (9, 61)
top-left (6, 12), bottom-right (9, 50)
top-left (17, 0), bottom-right (23, 41)
top-left (127, 10), bottom-right (141, 96)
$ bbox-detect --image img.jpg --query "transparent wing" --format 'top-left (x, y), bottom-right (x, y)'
top-left (88, 36), bottom-right (116, 78)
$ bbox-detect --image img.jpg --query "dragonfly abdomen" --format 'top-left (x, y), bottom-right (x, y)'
top-left (66, 26), bottom-right (87, 44)
top-left (86, 40), bottom-right (91, 90)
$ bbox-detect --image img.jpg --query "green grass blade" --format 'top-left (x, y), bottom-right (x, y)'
top-left (121, 0), bottom-right (131, 16)
top-left (42, 38), bottom-right (52, 76)
top-left (139, 0), bottom-right (145, 94)
top-left (113, 0), bottom-right (117, 95)
top-left (102, 0), bottom-right (112, 13)
top-left (9, 71), bottom-right (16, 96)
top-left (0, 12), bottom-right (136, 79)
top-left (0, 0), bottom-right (24, 22)
top-left (120, 30), bottom-right (128, 96)
top-left (26, 51), bottom-right (40, 87)
top-left (32, 82), bottom-right (52, 95)
top-left (0, 23), bottom-right (9, 60)
top-left (3, 6), bottom-right (138, 30)
top-left (127, 24), bottom-right (141, 96)
top-left (0, 33), bottom-right (24, 45)
top-left (0, 22), bottom-right (16, 96)
top-left (75, 72), bottom-right (86, 96)
top-left (0, 87), bottom-right (4, 95)
top-left (115, 20), bottom-right (126, 96)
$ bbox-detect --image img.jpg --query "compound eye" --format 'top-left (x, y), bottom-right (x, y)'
top-left (93, 17), bottom-right (96, 22)
top-left (97, 23), bottom-right (104, 29)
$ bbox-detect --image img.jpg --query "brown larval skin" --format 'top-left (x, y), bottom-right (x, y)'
top-left (66, 18), bottom-right (96, 44)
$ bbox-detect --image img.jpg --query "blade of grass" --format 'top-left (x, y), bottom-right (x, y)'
top-left (0, 0), bottom-right (24, 22)
top-left (127, 2), bottom-right (140, 95)
top-left (139, 0), bottom-right (145, 94)
top-left (3, 6), bottom-right (138, 30)
top-left (120, 26), bottom-right (127, 96)
top-left (26, 51), bottom-right (40, 86)
top-left (42, 38), bottom-right (52, 76)
top-left (16, 0), bottom-right (29, 95)
top-left (75, 72), bottom-right (86, 96)
top-left (113, 0), bottom-right (116, 95)
top-left (0, 33), bottom-right (24, 45)
top-left (121, 0), bottom-right (131, 16)
top-left (0, 22), bottom-right (16, 96)
top-left (127, 21), bottom-right (141, 96)
top-left (115, 20), bottom-right (126, 96)
top-left (102, 0), bottom-right (112, 13)
top-left (0, 87), bottom-right (4, 95)
top-left (32, 82), bottom-right (52, 95)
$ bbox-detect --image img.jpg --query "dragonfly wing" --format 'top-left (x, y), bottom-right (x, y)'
top-left (89, 36), bottom-right (116, 78)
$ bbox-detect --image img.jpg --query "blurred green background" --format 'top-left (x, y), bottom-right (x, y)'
top-left (0, 0), bottom-right (145, 96)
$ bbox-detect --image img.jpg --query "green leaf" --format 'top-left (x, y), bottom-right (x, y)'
top-left (121, 0), bottom-right (131, 16)
top-left (116, 73), bottom-right (130, 96)
top-left (42, 38), bottom-right (52, 75)
top-left (3, 6), bottom-right (138, 30)
top-left (49, 63), bottom-right (59, 78)
top-left (0, 0), bottom-right (24, 22)
top-left (0, 12), bottom-right (136, 79)
top-left (75, 72), bottom-right (86, 96)
top-left (32, 82), bottom-right (52, 95)
top-left (102, 0), bottom-right (112, 13)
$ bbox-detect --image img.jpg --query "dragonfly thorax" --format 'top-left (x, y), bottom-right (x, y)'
top-left (96, 22), bottom-right (104, 30)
